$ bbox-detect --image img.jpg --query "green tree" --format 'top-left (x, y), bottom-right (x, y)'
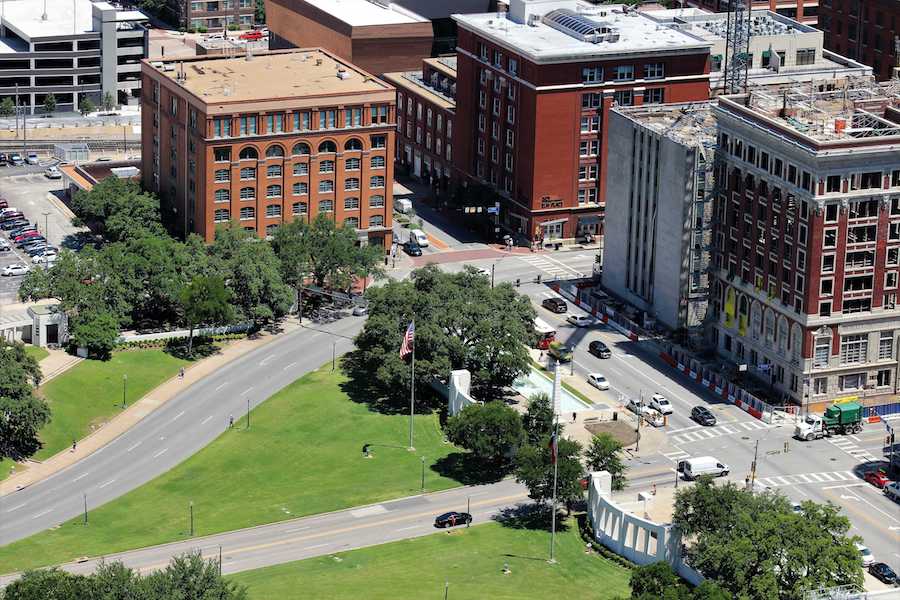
top-left (42, 93), bottom-right (57, 115)
top-left (179, 275), bottom-right (233, 356)
top-left (102, 91), bottom-right (115, 112)
top-left (673, 479), bottom-right (863, 600)
top-left (84, 561), bottom-right (144, 599)
top-left (144, 552), bottom-right (247, 599)
top-left (630, 562), bottom-right (689, 600)
top-left (78, 97), bottom-right (95, 117)
top-left (522, 392), bottom-right (555, 444)
top-left (0, 97), bottom-right (15, 117)
top-left (2, 568), bottom-right (87, 599)
top-left (271, 217), bottom-right (312, 309)
top-left (0, 341), bottom-right (49, 462)
top-left (514, 436), bottom-right (584, 509)
top-left (255, 0), bottom-right (265, 23)
top-left (585, 433), bottom-right (628, 491)
top-left (351, 265), bottom-right (535, 406)
top-left (445, 401), bottom-right (525, 471)
top-left (70, 309), bottom-right (120, 359)
top-left (692, 581), bottom-right (733, 600)
top-left (70, 177), bottom-right (165, 242)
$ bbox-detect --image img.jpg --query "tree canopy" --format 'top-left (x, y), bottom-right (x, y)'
top-left (514, 436), bottom-right (583, 508)
top-left (70, 178), bottom-right (166, 243)
top-left (0, 340), bottom-right (50, 462)
top-left (585, 433), bottom-right (628, 491)
top-left (522, 393), bottom-right (555, 445)
top-left (180, 275), bottom-right (233, 356)
top-left (445, 401), bottom-right (526, 471)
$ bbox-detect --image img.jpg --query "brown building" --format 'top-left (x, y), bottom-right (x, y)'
top-left (683, 0), bottom-right (818, 25)
top-left (141, 49), bottom-right (396, 247)
top-left (449, 0), bottom-right (712, 244)
top-left (264, 0), bottom-right (433, 75)
top-left (818, 0), bottom-right (900, 81)
top-left (166, 0), bottom-right (256, 31)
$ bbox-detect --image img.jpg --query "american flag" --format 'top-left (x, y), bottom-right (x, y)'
top-left (399, 321), bottom-right (415, 358)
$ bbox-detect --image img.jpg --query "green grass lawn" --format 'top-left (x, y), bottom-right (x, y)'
top-left (230, 520), bottom-right (631, 600)
top-left (24, 345), bottom-right (49, 363)
top-left (34, 350), bottom-right (189, 461)
top-left (0, 364), bottom-right (461, 572)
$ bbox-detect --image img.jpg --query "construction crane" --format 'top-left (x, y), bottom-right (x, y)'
top-left (723, 0), bottom-right (751, 94)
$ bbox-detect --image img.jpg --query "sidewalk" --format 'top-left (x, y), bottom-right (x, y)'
top-left (1, 319), bottom-right (302, 496)
top-left (39, 349), bottom-right (83, 382)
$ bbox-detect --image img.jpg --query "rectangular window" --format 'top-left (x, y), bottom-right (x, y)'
top-left (814, 338), bottom-right (830, 368)
top-left (213, 117), bottom-right (231, 138)
top-left (582, 67), bottom-right (603, 83)
top-left (644, 62), bottom-right (664, 79)
top-left (796, 48), bottom-right (816, 65)
top-left (614, 65), bottom-right (634, 81)
top-left (613, 90), bottom-right (633, 106)
top-left (877, 369), bottom-right (891, 387)
top-left (813, 377), bottom-right (827, 395)
top-left (294, 111), bottom-right (310, 131)
top-left (319, 110), bottom-right (336, 129)
top-left (293, 163), bottom-right (308, 176)
top-left (839, 373), bottom-right (866, 391)
top-left (840, 334), bottom-right (868, 365)
top-left (507, 105), bottom-right (515, 124)
top-left (508, 58), bottom-right (518, 75)
top-left (266, 113), bottom-right (283, 133)
top-left (345, 107), bottom-right (362, 127)
top-left (643, 88), bottom-right (664, 104)
top-left (823, 229), bottom-right (837, 248)
top-left (371, 135), bottom-right (386, 149)
top-left (879, 331), bottom-right (894, 360)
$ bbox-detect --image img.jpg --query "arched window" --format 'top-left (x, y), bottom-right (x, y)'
top-left (319, 199), bottom-right (333, 212)
top-left (319, 160), bottom-right (335, 174)
top-left (239, 147), bottom-right (258, 160)
top-left (239, 206), bottom-right (255, 220)
top-left (239, 187), bottom-right (255, 200)
top-left (369, 214), bottom-right (384, 227)
top-left (344, 197), bottom-right (359, 210)
top-left (293, 163), bottom-right (308, 176)
top-left (791, 324), bottom-right (803, 363)
top-left (345, 178), bottom-right (360, 191)
top-left (266, 165), bottom-right (282, 178)
top-left (370, 175), bottom-right (385, 188)
top-left (292, 142), bottom-right (310, 156)
top-left (265, 145), bottom-right (285, 158)
top-left (319, 180), bottom-right (334, 193)
top-left (318, 140), bottom-right (336, 153)
top-left (777, 316), bottom-right (789, 355)
top-left (369, 195), bottom-right (385, 208)
top-left (265, 224), bottom-right (279, 237)
top-left (370, 156), bottom-right (385, 169)
top-left (344, 216), bottom-right (360, 228)
top-left (750, 302), bottom-right (762, 341)
top-left (214, 208), bottom-right (230, 223)
top-left (214, 189), bottom-right (230, 203)
top-left (292, 202), bottom-right (307, 215)
top-left (266, 184), bottom-right (282, 198)
top-left (345, 158), bottom-right (360, 171)
top-left (265, 204), bottom-right (282, 217)
top-left (292, 182), bottom-right (308, 196)
top-left (764, 309), bottom-right (775, 347)
top-left (344, 138), bottom-right (363, 151)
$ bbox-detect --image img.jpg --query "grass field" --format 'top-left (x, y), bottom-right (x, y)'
top-left (0, 365), bottom-right (461, 572)
top-left (34, 350), bottom-right (189, 460)
top-left (230, 520), bottom-right (631, 600)
top-left (24, 345), bottom-right (49, 363)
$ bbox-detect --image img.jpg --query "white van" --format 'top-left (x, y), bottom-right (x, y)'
top-left (410, 229), bottom-right (428, 247)
top-left (682, 456), bottom-right (729, 480)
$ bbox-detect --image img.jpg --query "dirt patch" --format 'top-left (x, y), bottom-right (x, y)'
top-left (584, 419), bottom-right (638, 446)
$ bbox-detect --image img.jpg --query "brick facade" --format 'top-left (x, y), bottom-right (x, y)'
top-left (818, 0), bottom-right (900, 81)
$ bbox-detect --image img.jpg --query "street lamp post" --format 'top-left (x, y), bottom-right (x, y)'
top-left (122, 374), bottom-right (127, 408)
top-left (189, 501), bottom-right (194, 537)
top-left (246, 397), bottom-right (250, 430)
top-left (420, 456), bottom-right (426, 492)
top-left (83, 492), bottom-right (88, 525)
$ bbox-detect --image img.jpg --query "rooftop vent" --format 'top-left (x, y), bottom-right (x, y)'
top-left (316, 58), bottom-right (323, 66)
top-left (337, 67), bottom-right (351, 80)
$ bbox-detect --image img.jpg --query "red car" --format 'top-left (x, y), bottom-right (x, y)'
top-left (239, 30), bottom-right (263, 41)
top-left (13, 231), bottom-right (40, 244)
top-left (864, 470), bottom-right (891, 489)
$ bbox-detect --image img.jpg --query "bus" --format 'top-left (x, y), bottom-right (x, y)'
top-left (533, 317), bottom-right (556, 350)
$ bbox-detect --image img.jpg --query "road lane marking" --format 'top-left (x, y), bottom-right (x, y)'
top-left (5, 503), bottom-right (27, 513)
top-left (282, 362), bottom-right (298, 371)
top-left (241, 387), bottom-right (253, 396)
top-left (285, 527), bottom-right (310, 533)
top-left (153, 448), bottom-right (168, 458)
top-left (397, 525), bottom-right (419, 532)
top-left (171, 411), bottom-right (185, 422)
top-left (822, 483), bottom-right (867, 490)
top-left (214, 382), bottom-right (229, 392)
top-left (127, 441), bottom-right (142, 452)
top-left (259, 354), bottom-right (275, 366)
top-left (31, 509), bottom-right (52, 519)
top-left (666, 425), bottom-right (701, 434)
top-left (73, 473), bottom-right (89, 482)
top-left (201, 415), bottom-right (213, 425)
top-left (99, 479), bottom-right (115, 489)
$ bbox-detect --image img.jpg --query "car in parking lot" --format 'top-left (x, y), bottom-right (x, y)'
top-left (587, 373), bottom-right (609, 390)
top-left (352, 304), bottom-right (368, 316)
top-left (44, 166), bottom-right (62, 179)
top-left (856, 543), bottom-right (875, 567)
top-left (869, 562), bottom-right (898, 585)
top-left (691, 405), bottom-right (717, 426)
top-left (863, 469), bottom-right (891, 489)
top-left (648, 393), bottom-right (673, 415)
top-left (566, 314), bottom-right (595, 327)
top-left (25, 245), bottom-right (52, 257)
top-left (541, 297), bottom-right (567, 313)
top-left (588, 340), bottom-right (611, 359)
top-left (8, 153), bottom-right (23, 166)
top-left (10, 224), bottom-right (36, 235)
top-left (32, 253), bottom-right (56, 264)
top-left (434, 511), bottom-right (471, 528)
top-left (240, 29), bottom-right (264, 41)
top-left (0, 153), bottom-right (7, 166)
top-left (0, 241), bottom-right (10, 252)
top-left (25, 152), bottom-right (39, 165)
top-left (1, 264), bottom-right (29, 277)
top-left (884, 481), bottom-right (900, 503)
top-left (14, 232), bottom-right (42, 245)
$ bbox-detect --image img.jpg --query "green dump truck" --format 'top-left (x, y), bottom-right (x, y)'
top-left (794, 402), bottom-right (864, 441)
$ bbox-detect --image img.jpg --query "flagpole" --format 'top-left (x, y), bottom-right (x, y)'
top-left (549, 360), bottom-right (560, 564)
top-left (409, 319), bottom-right (415, 451)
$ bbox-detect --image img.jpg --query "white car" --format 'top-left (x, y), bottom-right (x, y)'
top-left (856, 543), bottom-right (874, 567)
top-left (625, 399), bottom-right (664, 427)
top-left (566, 314), bottom-right (595, 327)
top-left (32, 252), bottom-right (57, 264)
top-left (649, 393), bottom-right (673, 415)
top-left (44, 166), bottom-right (62, 179)
top-left (587, 373), bottom-right (609, 390)
top-left (1, 264), bottom-right (28, 276)
top-left (25, 152), bottom-right (39, 165)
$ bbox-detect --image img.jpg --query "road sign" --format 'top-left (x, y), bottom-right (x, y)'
top-left (486, 206), bottom-right (499, 214)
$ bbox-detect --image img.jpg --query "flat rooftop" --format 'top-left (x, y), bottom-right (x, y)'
top-left (615, 102), bottom-right (717, 148)
top-left (644, 8), bottom-right (816, 41)
top-left (453, 1), bottom-right (710, 64)
top-left (0, 0), bottom-right (96, 39)
top-left (148, 50), bottom-right (392, 104)
top-left (302, 0), bottom-right (428, 26)
top-left (382, 71), bottom-right (455, 111)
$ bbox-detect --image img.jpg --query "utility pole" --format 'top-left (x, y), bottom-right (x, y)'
top-left (83, 492), bottom-right (88, 525)
top-left (189, 501), bottom-right (194, 537)
top-left (420, 456), bottom-right (426, 492)
top-left (635, 390), bottom-right (642, 452)
top-left (491, 263), bottom-right (495, 288)
top-left (246, 397), bottom-right (250, 429)
top-left (122, 374), bottom-right (127, 408)
top-left (749, 439), bottom-right (759, 490)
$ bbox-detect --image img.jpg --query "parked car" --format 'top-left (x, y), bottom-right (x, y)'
top-left (588, 340), bottom-right (611, 359)
top-left (1, 212), bottom-right (24, 223)
top-left (239, 30), bottom-right (264, 41)
top-left (8, 153), bottom-right (23, 165)
top-left (44, 166), bottom-right (62, 179)
top-left (648, 393), bottom-right (673, 415)
top-left (409, 229), bottom-right (429, 247)
top-left (547, 342), bottom-right (573, 363)
top-left (691, 405), bottom-right (717, 426)
top-left (541, 297), bottom-right (567, 314)
top-left (351, 305), bottom-right (368, 317)
top-left (0, 199), bottom-right (7, 208)
top-left (682, 456), bottom-right (729, 480)
top-left (14, 232), bottom-right (42, 245)
top-left (856, 543), bottom-right (875, 567)
top-left (1, 264), bottom-right (28, 276)
top-left (869, 562), bottom-right (898, 585)
top-left (434, 511), bottom-right (471, 528)
top-left (26, 245), bottom-right (53, 257)
top-left (884, 481), bottom-right (900, 503)
top-left (32, 253), bottom-right (56, 264)
top-left (566, 314), bottom-right (595, 327)
top-left (9, 225), bottom-right (36, 237)
top-left (587, 373), bottom-right (609, 391)
top-left (625, 399), bottom-right (664, 427)
top-left (864, 469), bottom-right (891, 489)
top-left (25, 152), bottom-right (39, 165)
top-left (402, 241), bottom-right (422, 257)
top-left (0, 241), bottom-right (10, 252)
top-left (1, 219), bottom-right (28, 231)
top-left (0, 153), bottom-right (7, 166)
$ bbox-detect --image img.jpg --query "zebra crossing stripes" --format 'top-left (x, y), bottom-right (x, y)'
top-left (827, 436), bottom-right (877, 462)
top-left (755, 471), bottom-right (858, 488)
top-left (516, 254), bottom-right (584, 278)
top-left (663, 449), bottom-right (690, 462)
top-left (670, 420), bottom-right (772, 445)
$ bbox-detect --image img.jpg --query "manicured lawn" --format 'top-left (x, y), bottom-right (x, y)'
top-left (24, 345), bottom-right (49, 363)
top-left (231, 520), bottom-right (631, 600)
top-left (0, 365), bottom-right (460, 572)
top-left (35, 350), bottom-right (189, 461)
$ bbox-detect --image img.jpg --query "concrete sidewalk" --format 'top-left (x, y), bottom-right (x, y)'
top-left (1, 319), bottom-right (301, 496)
top-left (38, 349), bottom-right (83, 382)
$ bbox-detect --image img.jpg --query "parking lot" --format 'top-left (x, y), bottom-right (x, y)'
top-left (0, 163), bottom-right (88, 303)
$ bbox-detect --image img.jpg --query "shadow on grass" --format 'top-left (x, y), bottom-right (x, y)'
top-left (339, 350), bottom-right (443, 416)
top-left (492, 503), bottom-right (571, 533)
top-left (163, 337), bottom-right (223, 361)
top-left (430, 452), bottom-right (508, 486)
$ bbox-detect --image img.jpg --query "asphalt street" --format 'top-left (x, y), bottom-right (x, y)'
top-left (0, 317), bottom-right (363, 546)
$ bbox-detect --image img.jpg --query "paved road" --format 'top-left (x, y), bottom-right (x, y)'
top-left (0, 317), bottom-right (363, 546)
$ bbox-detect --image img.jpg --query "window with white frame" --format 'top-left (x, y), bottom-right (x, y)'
top-left (265, 204), bottom-right (281, 217)
top-left (879, 331), bottom-right (894, 360)
top-left (839, 372), bottom-right (866, 391)
top-left (292, 182), bottom-right (308, 196)
top-left (345, 178), bottom-right (360, 191)
top-left (240, 206), bottom-right (254, 220)
top-left (344, 197), bottom-right (359, 210)
top-left (370, 214), bottom-right (384, 227)
top-left (344, 216), bottom-right (359, 228)
top-left (369, 195), bottom-right (385, 208)
top-left (214, 169), bottom-right (229, 182)
top-left (319, 160), bottom-right (335, 174)
top-left (266, 185), bottom-right (282, 198)
top-left (506, 105), bottom-right (515, 124)
top-left (477, 138), bottom-right (485, 156)
top-left (239, 187), bottom-right (255, 200)
top-left (319, 199), bottom-right (333, 212)
top-left (292, 202), bottom-right (307, 215)
top-left (214, 189), bottom-right (230, 203)
top-left (644, 62), bottom-right (664, 79)
top-left (266, 165), bottom-right (281, 178)
top-left (214, 208), bottom-right (230, 223)
top-left (346, 158), bottom-right (360, 171)
top-left (504, 153), bottom-right (512, 171)
top-left (582, 67), bottom-right (603, 83)
top-left (370, 176), bottom-right (385, 188)
top-left (240, 167), bottom-right (256, 180)
top-left (813, 337), bottom-right (830, 368)
top-left (613, 65), bottom-right (634, 80)
top-left (840, 334), bottom-right (868, 364)
top-left (506, 130), bottom-right (514, 148)
top-left (507, 57), bottom-right (518, 75)
top-left (319, 180), bottom-right (334, 193)
top-left (371, 156), bottom-right (385, 169)
top-left (293, 163), bottom-right (308, 176)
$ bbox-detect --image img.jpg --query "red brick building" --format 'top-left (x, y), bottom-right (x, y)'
top-left (682, 0), bottom-right (818, 25)
top-left (449, 0), bottom-right (711, 244)
top-left (818, 0), bottom-right (900, 81)
top-left (141, 49), bottom-right (396, 247)
top-left (167, 0), bottom-right (256, 31)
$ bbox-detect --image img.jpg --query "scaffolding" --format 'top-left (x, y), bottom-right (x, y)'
top-left (723, 0), bottom-right (751, 94)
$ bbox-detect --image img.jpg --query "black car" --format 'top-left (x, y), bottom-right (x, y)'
top-left (541, 297), bottom-right (567, 313)
top-left (869, 562), bottom-right (898, 585)
top-left (403, 241), bottom-right (422, 257)
top-left (10, 225), bottom-right (36, 237)
top-left (434, 511), bottom-right (472, 528)
top-left (26, 245), bottom-right (54, 256)
top-left (588, 340), bottom-right (611, 359)
top-left (16, 236), bottom-right (44, 248)
top-left (2, 220), bottom-right (28, 231)
top-left (691, 406), bottom-right (717, 426)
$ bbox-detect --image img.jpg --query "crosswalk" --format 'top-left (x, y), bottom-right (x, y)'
top-left (670, 420), bottom-right (773, 445)
top-left (662, 449), bottom-right (691, 462)
top-left (517, 254), bottom-right (584, 278)
top-left (755, 470), bottom-right (858, 488)
top-left (827, 436), bottom-right (877, 462)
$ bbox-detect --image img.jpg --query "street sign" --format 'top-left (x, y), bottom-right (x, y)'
top-left (486, 206), bottom-right (499, 214)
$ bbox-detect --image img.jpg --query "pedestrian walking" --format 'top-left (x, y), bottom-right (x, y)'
top-left (179, 367), bottom-right (185, 379)
top-left (71, 440), bottom-right (77, 452)
top-left (228, 414), bottom-right (234, 429)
